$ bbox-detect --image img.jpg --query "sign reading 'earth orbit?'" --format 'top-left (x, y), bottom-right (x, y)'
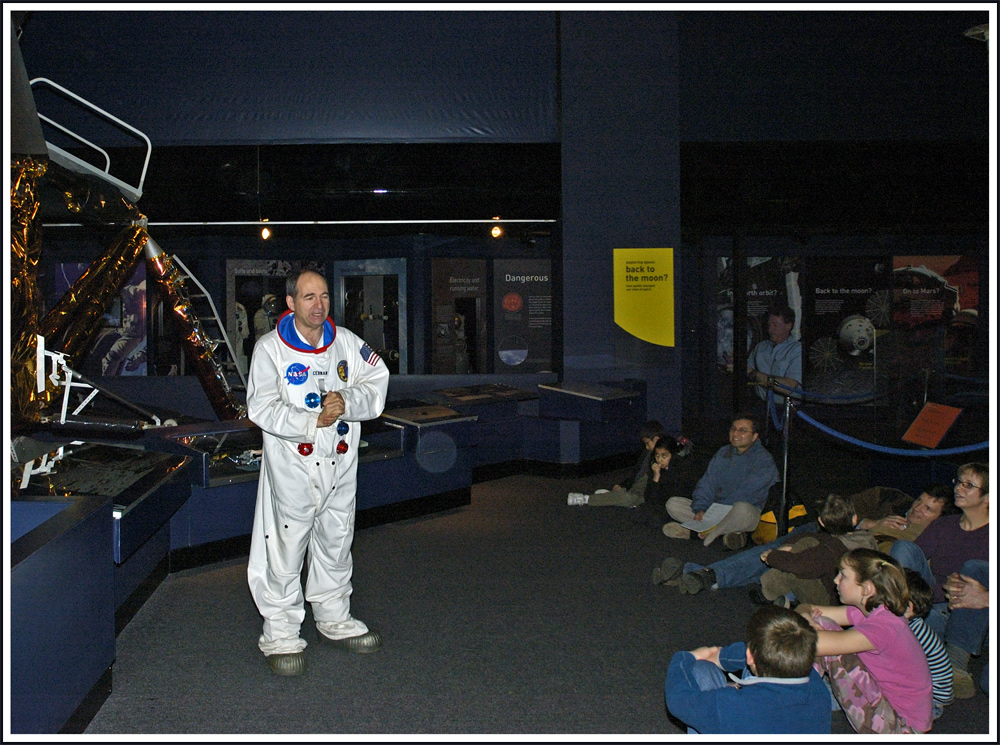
top-left (613, 248), bottom-right (675, 347)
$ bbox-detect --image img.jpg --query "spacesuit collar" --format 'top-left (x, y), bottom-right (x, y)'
top-left (276, 311), bottom-right (336, 353)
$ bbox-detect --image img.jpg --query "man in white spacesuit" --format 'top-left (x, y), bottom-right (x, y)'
top-left (246, 269), bottom-right (390, 676)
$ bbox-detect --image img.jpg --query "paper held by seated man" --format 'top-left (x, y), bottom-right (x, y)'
top-left (680, 503), bottom-right (733, 532)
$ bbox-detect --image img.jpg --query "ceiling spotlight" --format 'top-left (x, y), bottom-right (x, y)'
top-left (261, 226), bottom-right (271, 240)
top-left (491, 225), bottom-right (503, 238)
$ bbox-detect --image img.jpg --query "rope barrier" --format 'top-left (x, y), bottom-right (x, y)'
top-left (942, 373), bottom-right (988, 385)
top-left (794, 409), bottom-right (989, 457)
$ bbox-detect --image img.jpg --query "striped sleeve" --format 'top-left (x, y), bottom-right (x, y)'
top-left (909, 617), bottom-right (954, 706)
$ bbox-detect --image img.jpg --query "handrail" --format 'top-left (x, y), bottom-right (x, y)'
top-left (29, 77), bottom-right (152, 201)
top-left (35, 113), bottom-right (112, 172)
top-left (170, 255), bottom-right (249, 388)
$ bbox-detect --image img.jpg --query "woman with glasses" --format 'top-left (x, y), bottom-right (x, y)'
top-left (889, 462), bottom-right (989, 700)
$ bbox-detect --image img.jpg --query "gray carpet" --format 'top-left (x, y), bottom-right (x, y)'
top-left (84, 454), bottom-right (991, 736)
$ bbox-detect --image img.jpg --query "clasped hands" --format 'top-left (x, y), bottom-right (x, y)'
top-left (943, 573), bottom-right (988, 611)
top-left (317, 391), bottom-right (345, 428)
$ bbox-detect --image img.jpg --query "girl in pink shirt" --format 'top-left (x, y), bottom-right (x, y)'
top-left (798, 548), bottom-right (933, 733)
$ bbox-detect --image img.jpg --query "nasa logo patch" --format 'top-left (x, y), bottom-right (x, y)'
top-left (284, 363), bottom-right (310, 385)
top-left (337, 360), bottom-right (348, 382)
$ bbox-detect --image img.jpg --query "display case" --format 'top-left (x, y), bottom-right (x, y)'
top-left (153, 416), bottom-right (408, 566)
top-left (537, 380), bottom-right (644, 422)
top-left (14, 440), bottom-right (192, 565)
top-left (11, 491), bottom-right (114, 735)
top-left (147, 416), bottom-right (405, 489)
top-left (381, 401), bottom-right (478, 466)
top-left (420, 383), bottom-right (540, 472)
top-left (146, 418), bottom-right (264, 488)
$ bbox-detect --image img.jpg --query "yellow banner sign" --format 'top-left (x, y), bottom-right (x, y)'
top-left (613, 248), bottom-right (675, 346)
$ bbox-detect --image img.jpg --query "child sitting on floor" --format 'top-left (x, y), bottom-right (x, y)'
top-left (904, 568), bottom-right (954, 720)
top-left (752, 493), bottom-right (876, 607)
top-left (798, 548), bottom-right (933, 734)
top-left (569, 427), bottom-right (690, 508)
top-left (665, 604), bottom-right (831, 734)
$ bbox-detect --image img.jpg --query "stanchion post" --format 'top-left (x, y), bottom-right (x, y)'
top-left (777, 394), bottom-right (793, 537)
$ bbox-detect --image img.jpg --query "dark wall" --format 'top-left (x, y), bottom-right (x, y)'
top-left (678, 10), bottom-right (989, 142)
top-left (18, 11), bottom-right (559, 145)
top-left (560, 12), bottom-right (682, 426)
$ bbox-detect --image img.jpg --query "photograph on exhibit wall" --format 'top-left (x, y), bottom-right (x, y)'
top-left (53, 262), bottom-right (148, 377)
top-left (801, 256), bottom-right (893, 398)
top-left (890, 255), bottom-right (981, 376)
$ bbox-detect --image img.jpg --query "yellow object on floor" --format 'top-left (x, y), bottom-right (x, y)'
top-left (752, 504), bottom-right (808, 545)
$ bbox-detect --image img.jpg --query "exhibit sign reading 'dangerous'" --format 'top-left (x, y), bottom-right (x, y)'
top-left (613, 248), bottom-right (675, 347)
top-left (493, 259), bottom-right (552, 373)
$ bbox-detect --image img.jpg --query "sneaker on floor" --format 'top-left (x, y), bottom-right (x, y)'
top-left (662, 522), bottom-right (693, 539)
top-left (680, 568), bottom-right (716, 595)
top-left (267, 651), bottom-right (306, 676)
top-left (317, 629), bottom-right (383, 654)
top-left (652, 557), bottom-right (685, 586)
top-left (772, 594), bottom-right (793, 609)
top-left (567, 493), bottom-right (589, 506)
top-left (953, 668), bottom-right (976, 699)
top-left (723, 531), bottom-right (747, 551)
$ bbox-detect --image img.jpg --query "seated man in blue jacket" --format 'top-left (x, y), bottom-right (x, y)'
top-left (665, 605), bottom-right (831, 734)
top-left (662, 412), bottom-right (779, 549)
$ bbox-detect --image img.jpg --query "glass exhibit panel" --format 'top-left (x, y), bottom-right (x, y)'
top-left (801, 256), bottom-right (891, 399)
top-left (332, 259), bottom-right (407, 375)
top-left (431, 259), bottom-right (489, 374)
top-left (226, 260), bottom-right (295, 373)
top-left (891, 255), bottom-right (980, 376)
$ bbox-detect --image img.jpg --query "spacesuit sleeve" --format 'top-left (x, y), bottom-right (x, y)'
top-left (246, 338), bottom-right (320, 442)
top-left (340, 339), bottom-right (390, 422)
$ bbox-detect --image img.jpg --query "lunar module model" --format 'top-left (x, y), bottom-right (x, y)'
top-left (11, 42), bottom-right (248, 492)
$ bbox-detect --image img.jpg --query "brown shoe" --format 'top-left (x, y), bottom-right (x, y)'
top-left (723, 532), bottom-right (748, 551)
top-left (652, 557), bottom-right (685, 585)
top-left (662, 522), bottom-right (693, 539)
top-left (953, 668), bottom-right (976, 699)
top-left (679, 568), bottom-right (717, 595)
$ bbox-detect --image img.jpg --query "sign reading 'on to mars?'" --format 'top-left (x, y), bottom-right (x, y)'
top-left (613, 248), bottom-right (675, 347)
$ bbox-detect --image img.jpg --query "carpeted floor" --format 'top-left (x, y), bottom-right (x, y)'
top-left (83, 451), bottom-right (991, 736)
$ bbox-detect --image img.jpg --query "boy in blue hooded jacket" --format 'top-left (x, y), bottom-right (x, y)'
top-left (665, 605), bottom-right (831, 734)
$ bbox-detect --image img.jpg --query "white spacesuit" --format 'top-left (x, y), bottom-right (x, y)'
top-left (246, 309), bottom-right (389, 660)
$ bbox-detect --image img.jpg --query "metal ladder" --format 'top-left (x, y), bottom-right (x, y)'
top-left (168, 255), bottom-right (248, 389)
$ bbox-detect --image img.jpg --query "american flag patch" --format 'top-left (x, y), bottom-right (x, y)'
top-left (360, 343), bottom-right (380, 366)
